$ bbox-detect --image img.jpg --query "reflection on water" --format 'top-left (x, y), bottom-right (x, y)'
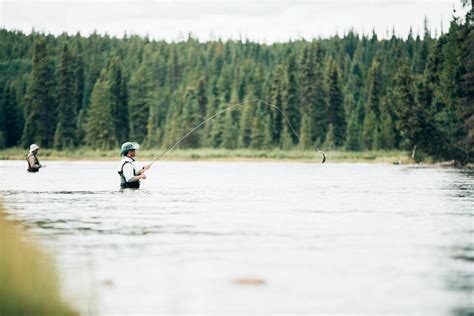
top-left (0, 160), bottom-right (473, 315)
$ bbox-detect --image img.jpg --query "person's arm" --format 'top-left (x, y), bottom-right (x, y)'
top-left (123, 163), bottom-right (146, 182)
top-left (137, 164), bottom-right (151, 175)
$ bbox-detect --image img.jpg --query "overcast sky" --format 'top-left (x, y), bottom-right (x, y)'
top-left (0, 0), bottom-right (468, 43)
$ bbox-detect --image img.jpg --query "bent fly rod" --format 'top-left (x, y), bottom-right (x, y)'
top-left (149, 98), bottom-right (326, 166)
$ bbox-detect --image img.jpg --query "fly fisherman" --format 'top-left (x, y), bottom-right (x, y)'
top-left (26, 144), bottom-right (42, 172)
top-left (118, 142), bottom-right (150, 189)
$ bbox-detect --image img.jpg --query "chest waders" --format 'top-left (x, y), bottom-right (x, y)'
top-left (118, 161), bottom-right (140, 189)
top-left (26, 154), bottom-right (40, 172)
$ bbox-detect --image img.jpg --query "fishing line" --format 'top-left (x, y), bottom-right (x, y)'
top-left (149, 98), bottom-right (326, 166)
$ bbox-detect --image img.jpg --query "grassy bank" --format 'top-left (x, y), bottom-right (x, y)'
top-left (0, 203), bottom-right (78, 316)
top-left (0, 147), bottom-right (413, 163)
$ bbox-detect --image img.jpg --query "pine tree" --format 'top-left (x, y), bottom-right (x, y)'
top-left (366, 60), bottom-right (383, 118)
top-left (345, 108), bottom-right (362, 151)
top-left (221, 90), bottom-right (239, 149)
top-left (312, 43), bottom-right (328, 144)
top-left (21, 38), bottom-right (56, 147)
top-left (458, 7), bottom-right (473, 161)
top-left (250, 104), bottom-right (265, 149)
top-left (270, 66), bottom-right (284, 145)
top-left (362, 110), bottom-right (377, 149)
top-left (128, 64), bottom-right (152, 144)
top-left (180, 87), bottom-right (201, 148)
top-left (324, 124), bottom-right (336, 148)
top-left (108, 57), bottom-right (129, 143)
top-left (298, 45), bottom-right (313, 149)
top-left (85, 70), bottom-right (117, 149)
top-left (378, 112), bottom-right (396, 149)
top-left (71, 47), bottom-right (86, 144)
top-left (196, 77), bottom-right (208, 119)
top-left (163, 93), bottom-right (185, 148)
top-left (54, 44), bottom-right (77, 149)
top-left (210, 98), bottom-right (227, 148)
top-left (238, 101), bottom-right (253, 148)
top-left (327, 60), bottom-right (346, 147)
top-left (221, 107), bottom-right (238, 149)
top-left (1, 84), bottom-right (23, 147)
top-left (262, 108), bottom-right (273, 149)
top-left (299, 114), bottom-right (313, 149)
top-left (280, 125), bottom-right (293, 150)
top-left (282, 54), bottom-right (299, 144)
top-left (413, 18), bottom-right (432, 74)
top-left (202, 81), bottom-right (220, 146)
top-left (394, 62), bottom-right (437, 155)
top-left (71, 45), bottom-right (85, 115)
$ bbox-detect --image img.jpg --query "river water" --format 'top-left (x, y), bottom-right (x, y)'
top-left (0, 160), bottom-right (473, 315)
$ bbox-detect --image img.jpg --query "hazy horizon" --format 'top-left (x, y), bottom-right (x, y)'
top-left (0, 0), bottom-right (469, 43)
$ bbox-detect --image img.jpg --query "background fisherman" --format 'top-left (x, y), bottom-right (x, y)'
top-left (26, 144), bottom-right (42, 172)
top-left (118, 142), bottom-right (150, 189)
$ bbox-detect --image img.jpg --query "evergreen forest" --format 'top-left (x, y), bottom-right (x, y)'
top-left (0, 4), bottom-right (472, 163)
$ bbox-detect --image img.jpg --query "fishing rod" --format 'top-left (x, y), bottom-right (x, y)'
top-left (149, 98), bottom-right (326, 166)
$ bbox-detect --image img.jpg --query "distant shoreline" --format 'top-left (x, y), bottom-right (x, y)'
top-left (1, 148), bottom-right (416, 164)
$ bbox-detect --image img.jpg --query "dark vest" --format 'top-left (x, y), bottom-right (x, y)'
top-left (26, 154), bottom-right (40, 173)
top-left (118, 161), bottom-right (140, 189)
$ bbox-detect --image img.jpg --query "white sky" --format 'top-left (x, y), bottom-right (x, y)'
top-left (0, 0), bottom-right (468, 43)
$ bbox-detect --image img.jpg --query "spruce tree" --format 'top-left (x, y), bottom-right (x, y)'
top-left (280, 125), bottom-right (293, 150)
top-left (298, 45), bottom-right (313, 149)
top-left (210, 98), bottom-right (227, 148)
top-left (282, 54), bottom-right (300, 144)
top-left (413, 18), bottom-right (432, 74)
top-left (312, 43), bottom-right (328, 144)
top-left (71, 46), bottom-right (85, 115)
top-left (237, 101), bottom-right (253, 148)
top-left (394, 62), bottom-right (437, 156)
top-left (54, 44), bottom-right (77, 149)
top-left (85, 70), bottom-right (117, 149)
top-left (128, 64), bottom-right (151, 144)
top-left (221, 90), bottom-right (239, 149)
top-left (180, 87), bottom-right (200, 148)
top-left (250, 104), bottom-right (265, 149)
top-left (366, 60), bottom-right (383, 118)
top-left (196, 77), bottom-right (208, 119)
top-left (21, 38), bottom-right (56, 148)
top-left (362, 110), bottom-right (377, 150)
top-left (71, 47), bottom-right (85, 144)
top-left (270, 66), bottom-right (284, 145)
top-left (324, 124), bottom-right (336, 148)
top-left (345, 108), bottom-right (362, 151)
top-left (458, 8), bottom-right (473, 161)
top-left (108, 57), bottom-right (129, 143)
top-left (378, 112), bottom-right (396, 149)
top-left (327, 60), bottom-right (346, 147)
top-left (1, 84), bottom-right (23, 147)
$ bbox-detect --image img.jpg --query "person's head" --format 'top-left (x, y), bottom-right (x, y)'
top-left (29, 144), bottom-right (39, 155)
top-left (120, 142), bottom-right (140, 157)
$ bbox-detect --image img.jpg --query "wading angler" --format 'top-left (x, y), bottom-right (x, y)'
top-left (118, 142), bottom-right (150, 189)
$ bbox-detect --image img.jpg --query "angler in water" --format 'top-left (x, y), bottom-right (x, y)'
top-left (118, 142), bottom-right (150, 189)
top-left (26, 144), bottom-right (42, 172)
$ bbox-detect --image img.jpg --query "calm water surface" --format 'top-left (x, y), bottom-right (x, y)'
top-left (0, 160), bottom-right (473, 315)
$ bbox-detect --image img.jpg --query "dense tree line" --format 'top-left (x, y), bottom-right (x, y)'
top-left (0, 4), bottom-right (472, 163)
